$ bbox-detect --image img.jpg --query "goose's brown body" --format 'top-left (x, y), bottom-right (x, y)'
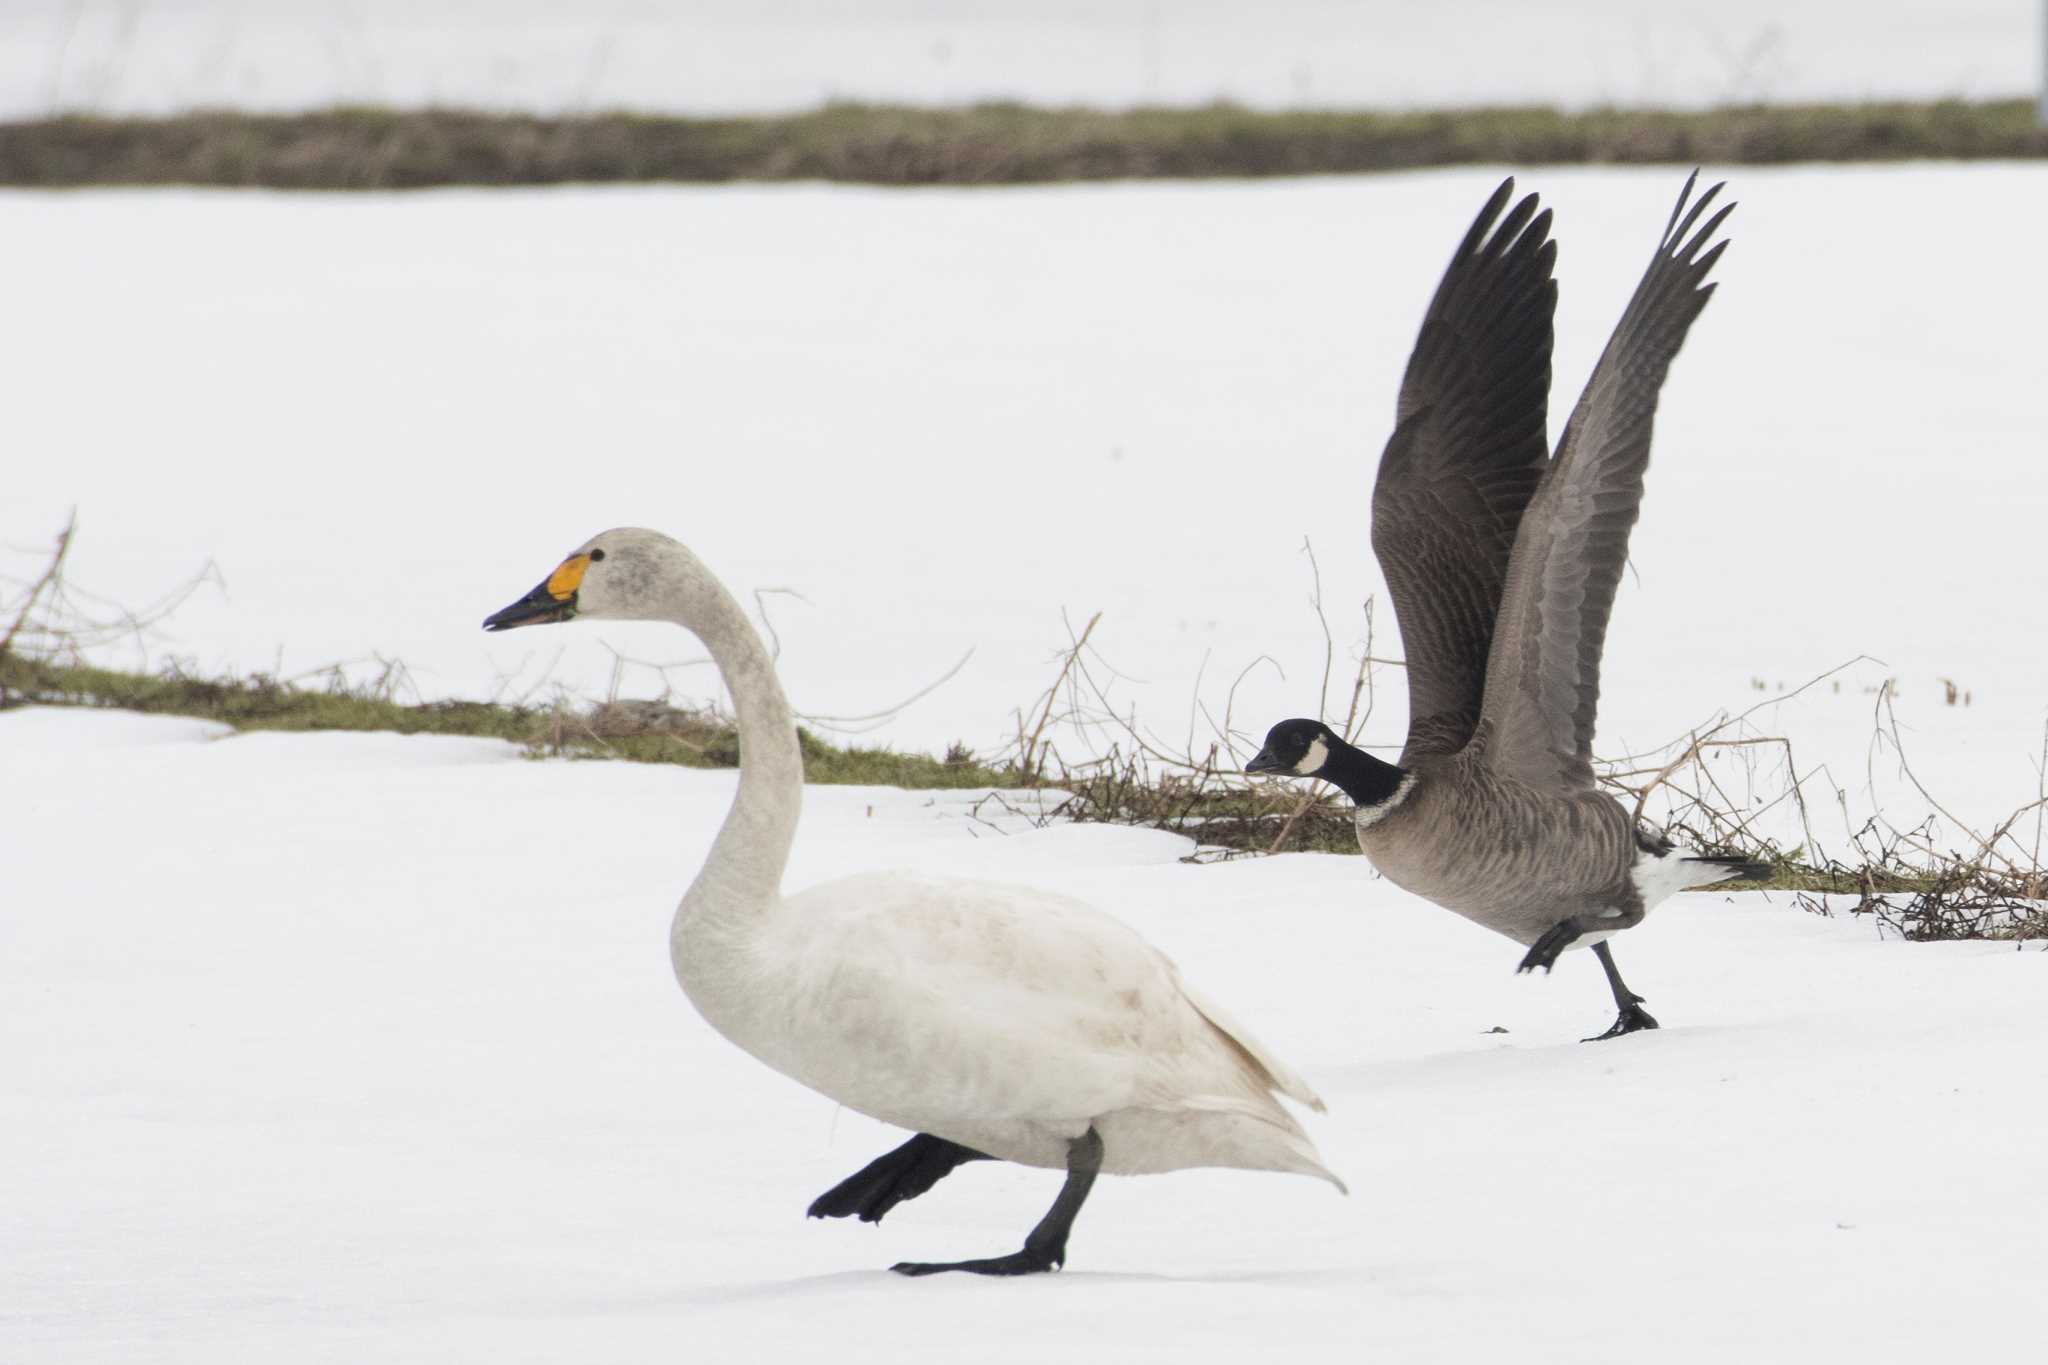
top-left (1360, 747), bottom-right (1646, 949)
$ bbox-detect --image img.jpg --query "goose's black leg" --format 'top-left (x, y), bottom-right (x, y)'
top-left (892, 1127), bottom-right (1104, 1278)
top-left (1586, 941), bottom-right (1659, 1041)
top-left (807, 1133), bottom-right (992, 1224)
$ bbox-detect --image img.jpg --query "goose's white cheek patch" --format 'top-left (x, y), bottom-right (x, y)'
top-left (1295, 738), bottom-right (1330, 776)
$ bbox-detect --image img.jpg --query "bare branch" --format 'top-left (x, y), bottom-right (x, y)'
top-left (799, 648), bottom-right (977, 735)
top-left (0, 510), bottom-right (74, 664)
top-left (1019, 611), bottom-right (1101, 780)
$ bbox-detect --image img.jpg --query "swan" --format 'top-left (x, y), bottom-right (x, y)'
top-left (484, 529), bottom-right (1342, 1275)
top-left (1248, 174), bottom-right (1765, 1041)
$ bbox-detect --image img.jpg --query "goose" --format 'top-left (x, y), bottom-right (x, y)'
top-left (1247, 173), bottom-right (1766, 1042)
top-left (483, 529), bottom-right (1342, 1276)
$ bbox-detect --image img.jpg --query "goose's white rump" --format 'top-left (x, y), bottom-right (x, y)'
top-left (753, 871), bottom-right (1341, 1184)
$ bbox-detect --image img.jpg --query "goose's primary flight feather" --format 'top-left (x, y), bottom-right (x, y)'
top-left (1477, 173), bottom-right (1733, 792)
top-left (1373, 178), bottom-right (1559, 763)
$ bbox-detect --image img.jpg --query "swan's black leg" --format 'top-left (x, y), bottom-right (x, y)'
top-left (1586, 941), bottom-right (1659, 1042)
top-left (807, 1134), bottom-right (992, 1224)
top-left (1516, 920), bottom-right (1582, 974)
top-left (892, 1127), bottom-right (1103, 1278)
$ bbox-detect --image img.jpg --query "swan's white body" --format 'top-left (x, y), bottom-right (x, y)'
top-left (519, 529), bottom-right (1341, 1189)
top-left (707, 871), bottom-right (1336, 1179)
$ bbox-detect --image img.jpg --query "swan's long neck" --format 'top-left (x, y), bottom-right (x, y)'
top-left (661, 549), bottom-right (803, 998)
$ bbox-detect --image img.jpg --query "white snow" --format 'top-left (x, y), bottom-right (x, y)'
top-left (5, 161), bottom-right (2048, 1356)
top-left (5, 165), bottom-right (2047, 850)
top-left (3, 704), bottom-right (2042, 1361)
top-left (0, 0), bottom-right (2035, 118)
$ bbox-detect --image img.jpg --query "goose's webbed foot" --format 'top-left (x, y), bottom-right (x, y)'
top-left (1583, 941), bottom-right (1658, 1042)
top-left (1585, 1002), bottom-right (1660, 1042)
top-left (1516, 921), bottom-right (1582, 974)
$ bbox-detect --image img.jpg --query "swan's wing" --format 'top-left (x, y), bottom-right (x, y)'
top-left (778, 874), bottom-right (1318, 1129)
top-left (1475, 174), bottom-right (1733, 792)
top-left (1372, 178), bottom-right (1557, 762)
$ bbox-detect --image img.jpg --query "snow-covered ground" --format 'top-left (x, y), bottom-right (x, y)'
top-left (0, 0), bottom-right (2035, 118)
top-left (5, 165), bottom-right (2047, 851)
top-left (3, 704), bottom-right (2042, 1362)
top-left (5, 163), bottom-right (2047, 1355)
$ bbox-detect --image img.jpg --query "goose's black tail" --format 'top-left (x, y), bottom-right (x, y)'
top-left (1683, 855), bottom-right (1774, 884)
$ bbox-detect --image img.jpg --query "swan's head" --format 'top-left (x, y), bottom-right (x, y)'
top-left (1244, 718), bottom-right (1338, 777)
top-left (482, 527), bottom-right (680, 631)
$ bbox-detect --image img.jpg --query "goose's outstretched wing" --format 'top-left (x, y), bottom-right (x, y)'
top-left (1475, 173), bottom-right (1733, 792)
top-left (1371, 178), bottom-right (1558, 762)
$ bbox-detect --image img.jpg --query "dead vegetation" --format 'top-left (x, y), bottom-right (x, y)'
top-left (1784, 685), bottom-right (2048, 941)
top-left (0, 518), bottom-right (1012, 789)
top-left (2, 99), bottom-right (2044, 190)
top-left (5, 517), bottom-right (2042, 939)
top-left (984, 542), bottom-right (2045, 942)
top-left (993, 544), bottom-right (1395, 858)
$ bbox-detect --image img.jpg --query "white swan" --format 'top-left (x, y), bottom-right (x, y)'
top-left (484, 528), bottom-right (1342, 1276)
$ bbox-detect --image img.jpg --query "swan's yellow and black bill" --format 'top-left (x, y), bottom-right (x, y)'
top-left (482, 553), bottom-right (590, 632)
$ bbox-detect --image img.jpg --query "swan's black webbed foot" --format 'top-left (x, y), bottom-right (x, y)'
top-left (807, 1134), bottom-right (989, 1224)
top-left (1585, 1002), bottom-right (1660, 1042)
top-left (890, 1127), bottom-right (1103, 1279)
top-left (890, 1246), bottom-right (1064, 1278)
top-left (1516, 921), bottom-right (1582, 974)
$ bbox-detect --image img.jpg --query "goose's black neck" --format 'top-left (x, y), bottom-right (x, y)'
top-left (1320, 738), bottom-right (1411, 809)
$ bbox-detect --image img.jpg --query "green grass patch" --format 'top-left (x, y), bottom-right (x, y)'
top-left (1, 99), bottom-right (2043, 190)
top-left (0, 652), bottom-right (2014, 915)
top-left (0, 654), bottom-right (1016, 789)
top-left (0, 653), bottom-right (1838, 863)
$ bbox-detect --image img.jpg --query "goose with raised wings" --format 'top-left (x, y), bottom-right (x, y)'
top-left (1249, 174), bottom-right (1766, 1041)
top-left (486, 530), bottom-right (1341, 1276)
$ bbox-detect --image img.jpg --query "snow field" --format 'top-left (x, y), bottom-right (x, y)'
top-left (5, 165), bottom-right (2048, 857)
top-left (3, 706), bottom-right (2042, 1361)
top-left (4, 159), bottom-right (2046, 1359)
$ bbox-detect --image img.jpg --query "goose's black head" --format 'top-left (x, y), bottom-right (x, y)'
top-left (1245, 719), bottom-right (1340, 777)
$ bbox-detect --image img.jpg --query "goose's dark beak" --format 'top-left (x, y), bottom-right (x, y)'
top-left (1244, 748), bottom-right (1285, 775)
top-left (483, 580), bottom-right (575, 631)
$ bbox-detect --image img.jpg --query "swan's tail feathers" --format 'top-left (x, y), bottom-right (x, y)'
top-left (1168, 1095), bottom-right (1349, 1195)
top-left (1267, 1140), bottom-right (1350, 1196)
top-left (1267, 1132), bottom-right (1349, 1196)
top-left (1682, 855), bottom-right (1775, 887)
top-left (806, 1133), bottom-right (992, 1224)
top-left (1156, 969), bottom-right (1344, 1193)
top-left (1175, 977), bottom-right (1329, 1114)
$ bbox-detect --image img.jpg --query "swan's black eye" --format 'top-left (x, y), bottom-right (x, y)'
top-left (589, 548), bottom-right (606, 562)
